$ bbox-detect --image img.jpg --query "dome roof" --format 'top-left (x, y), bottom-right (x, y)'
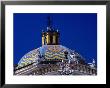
top-left (17, 45), bottom-right (86, 68)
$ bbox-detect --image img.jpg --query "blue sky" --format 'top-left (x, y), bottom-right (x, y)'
top-left (14, 13), bottom-right (97, 64)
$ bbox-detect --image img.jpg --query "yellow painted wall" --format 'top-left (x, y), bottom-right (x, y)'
top-left (46, 34), bottom-right (50, 44)
top-left (42, 36), bottom-right (44, 45)
top-left (53, 35), bottom-right (56, 44)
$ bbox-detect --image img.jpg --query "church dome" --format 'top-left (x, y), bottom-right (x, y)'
top-left (17, 45), bottom-right (86, 69)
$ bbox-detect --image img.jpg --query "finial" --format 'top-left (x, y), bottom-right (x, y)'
top-left (92, 59), bottom-right (95, 64)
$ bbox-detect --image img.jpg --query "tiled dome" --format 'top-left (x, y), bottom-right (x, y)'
top-left (17, 45), bottom-right (85, 68)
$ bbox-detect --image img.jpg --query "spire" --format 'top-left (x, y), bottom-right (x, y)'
top-left (47, 16), bottom-right (52, 31)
